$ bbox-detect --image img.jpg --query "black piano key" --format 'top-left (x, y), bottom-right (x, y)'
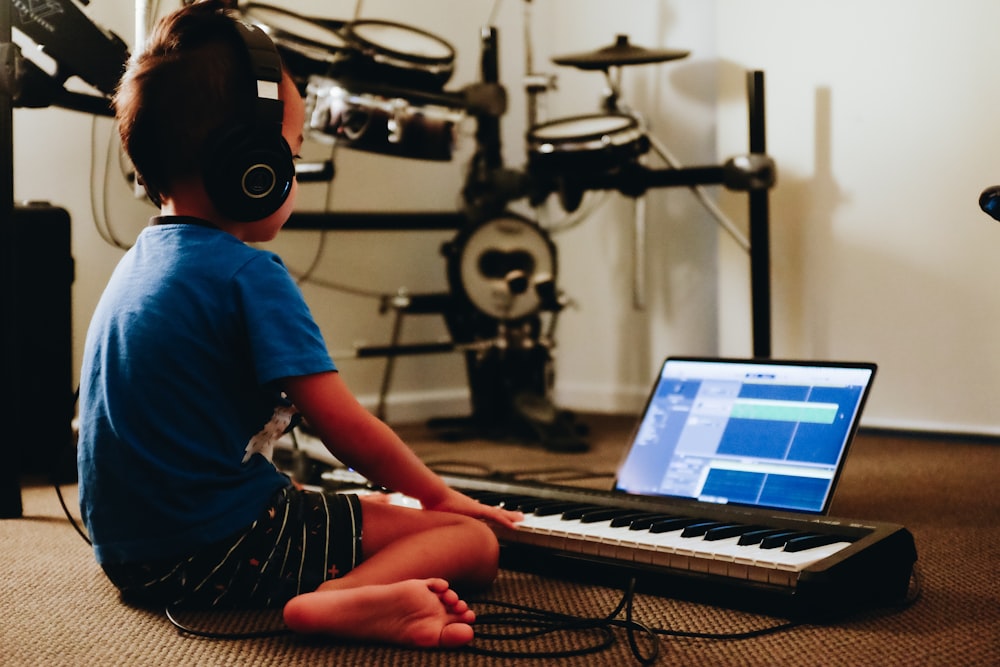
top-left (533, 501), bottom-right (582, 516)
top-left (495, 495), bottom-right (541, 510)
top-left (465, 491), bottom-right (509, 506)
top-left (610, 512), bottom-right (664, 528)
top-left (511, 498), bottom-right (554, 513)
top-left (627, 514), bottom-right (681, 530)
top-left (649, 517), bottom-right (702, 534)
top-left (466, 491), bottom-right (547, 512)
top-left (459, 489), bottom-right (490, 501)
top-left (738, 528), bottom-right (791, 546)
top-left (578, 508), bottom-right (644, 524)
top-left (561, 505), bottom-right (607, 521)
top-left (704, 524), bottom-right (763, 541)
top-left (501, 495), bottom-right (541, 510)
top-left (680, 521), bottom-right (730, 538)
top-left (498, 493), bottom-right (530, 509)
top-left (759, 530), bottom-right (809, 549)
top-left (783, 533), bottom-right (848, 553)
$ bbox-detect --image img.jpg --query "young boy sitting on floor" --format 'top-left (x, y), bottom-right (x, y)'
top-left (77, 0), bottom-right (521, 649)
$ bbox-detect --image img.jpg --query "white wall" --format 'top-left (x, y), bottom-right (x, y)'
top-left (11, 1), bottom-right (999, 436)
top-left (715, 0), bottom-right (1000, 435)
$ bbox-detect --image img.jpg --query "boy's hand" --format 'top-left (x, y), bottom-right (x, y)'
top-left (423, 488), bottom-right (524, 529)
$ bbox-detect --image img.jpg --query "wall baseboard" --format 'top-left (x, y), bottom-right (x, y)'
top-left (360, 384), bottom-right (1000, 441)
top-left (860, 418), bottom-right (1000, 441)
top-left (356, 387), bottom-right (472, 425)
top-left (358, 382), bottom-right (650, 426)
top-left (552, 382), bottom-right (648, 416)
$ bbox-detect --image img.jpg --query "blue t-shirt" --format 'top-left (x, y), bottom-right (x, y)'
top-left (78, 218), bottom-right (336, 565)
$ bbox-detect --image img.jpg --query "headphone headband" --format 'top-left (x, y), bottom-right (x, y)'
top-left (231, 19), bottom-right (283, 126)
top-left (202, 15), bottom-right (294, 222)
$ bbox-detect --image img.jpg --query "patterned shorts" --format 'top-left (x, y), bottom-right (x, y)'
top-left (101, 486), bottom-right (363, 609)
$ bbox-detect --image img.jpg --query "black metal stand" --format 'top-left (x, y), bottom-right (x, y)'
top-left (747, 70), bottom-right (772, 358)
top-left (285, 70), bottom-right (774, 453)
top-left (1, 2), bottom-right (90, 517)
top-left (1, 0), bottom-right (22, 517)
top-left (523, 71), bottom-right (773, 357)
top-left (285, 211), bottom-right (465, 231)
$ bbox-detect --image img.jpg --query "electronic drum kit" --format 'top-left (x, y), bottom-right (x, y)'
top-left (237, 3), bottom-right (775, 451)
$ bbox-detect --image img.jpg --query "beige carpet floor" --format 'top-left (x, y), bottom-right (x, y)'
top-left (2, 416), bottom-right (998, 665)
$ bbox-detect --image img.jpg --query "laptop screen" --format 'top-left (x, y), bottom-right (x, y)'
top-left (614, 357), bottom-right (876, 514)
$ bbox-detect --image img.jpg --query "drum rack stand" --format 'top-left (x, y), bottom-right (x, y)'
top-left (284, 70), bottom-right (772, 452)
top-left (284, 31), bottom-right (775, 454)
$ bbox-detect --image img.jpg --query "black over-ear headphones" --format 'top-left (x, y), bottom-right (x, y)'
top-left (202, 18), bottom-right (295, 222)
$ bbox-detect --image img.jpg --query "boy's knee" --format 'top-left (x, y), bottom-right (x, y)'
top-left (449, 514), bottom-right (500, 585)
top-left (470, 517), bottom-right (501, 557)
top-left (454, 514), bottom-right (501, 577)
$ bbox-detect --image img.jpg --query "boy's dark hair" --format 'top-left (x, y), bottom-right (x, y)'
top-left (115, 0), bottom-right (260, 203)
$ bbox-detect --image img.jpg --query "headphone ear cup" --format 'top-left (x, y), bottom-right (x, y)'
top-left (202, 125), bottom-right (294, 222)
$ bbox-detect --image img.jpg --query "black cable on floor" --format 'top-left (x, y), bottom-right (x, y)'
top-left (466, 578), bottom-right (659, 664)
top-left (55, 482), bottom-right (91, 546)
top-left (160, 575), bottom-right (811, 665)
top-left (55, 384), bottom-right (92, 547)
top-left (165, 605), bottom-right (289, 640)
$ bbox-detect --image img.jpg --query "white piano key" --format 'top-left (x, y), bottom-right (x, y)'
top-left (767, 569), bottom-right (796, 587)
top-left (501, 505), bottom-right (854, 588)
top-left (517, 513), bottom-right (571, 536)
top-left (761, 541), bottom-right (852, 571)
top-left (582, 521), bottom-right (628, 559)
top-left (689, 536), bottom-right (744, 573)
top-left (700, 537), bottom-right (751, 562)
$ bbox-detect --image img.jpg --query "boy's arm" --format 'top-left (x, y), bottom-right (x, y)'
top-left (280, 371), bottom-right (521, 528)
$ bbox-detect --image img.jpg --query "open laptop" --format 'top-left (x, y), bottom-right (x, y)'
top-left (614, 357), bottom-right (876, 515)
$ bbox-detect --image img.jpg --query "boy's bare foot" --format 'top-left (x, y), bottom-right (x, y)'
top-left (283, 578), bottom-right (476, 648)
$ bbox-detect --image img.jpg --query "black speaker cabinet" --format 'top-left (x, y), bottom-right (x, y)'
top-left (11, 202), bottom-right (76, 484)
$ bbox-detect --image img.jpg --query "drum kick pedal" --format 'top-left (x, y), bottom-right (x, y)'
top-left (352, 227), bottom-right (589, 453)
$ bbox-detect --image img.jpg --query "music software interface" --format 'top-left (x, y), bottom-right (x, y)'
top-left (615, 360), bottom-right (874, 513)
